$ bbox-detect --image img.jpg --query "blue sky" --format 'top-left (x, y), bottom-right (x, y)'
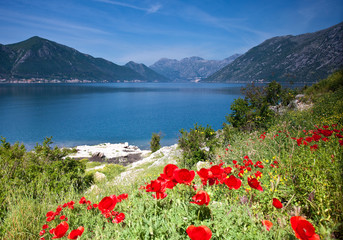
top-left (0, 0), bottom-right (342, 65)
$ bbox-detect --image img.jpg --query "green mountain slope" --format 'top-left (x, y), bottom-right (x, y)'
top-left (205, 22), bottom-right (343, 82)
top-left (0, 36), bottom-right (144, 82)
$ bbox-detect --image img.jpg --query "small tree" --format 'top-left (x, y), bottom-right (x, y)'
top-left (226, 98), bottom-right (251, 129)
top-left (150, 133), bottom-right (161, 153)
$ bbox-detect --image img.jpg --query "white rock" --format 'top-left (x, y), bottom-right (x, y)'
top-left (94, 172), bottom-right (107, 182)
top-left (68, 142), bottom-right (147, 159)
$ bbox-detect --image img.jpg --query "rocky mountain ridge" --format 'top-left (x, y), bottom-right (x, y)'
top-left (205, 22), bottom-right (343, 82)
top-left (150, 54), bottom-right (240, 82)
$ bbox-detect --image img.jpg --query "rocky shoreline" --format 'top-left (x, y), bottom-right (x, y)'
top-left (68, 142), bottom-right (151, 166)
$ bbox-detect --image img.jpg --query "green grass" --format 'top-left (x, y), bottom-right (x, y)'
top-left (85, 161), bottom-right (103, 169)
top-left (86, 164), bottom-right (126, 182)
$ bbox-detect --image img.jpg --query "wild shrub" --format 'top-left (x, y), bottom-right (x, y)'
top-left (178, 124), bottom-right (218, 168)
top-left (0, 137), bottom-right (93, 232)
top-left (150, 132), bottom-right (162, 153)
top-left (305, 69), bottom-right (343, 95)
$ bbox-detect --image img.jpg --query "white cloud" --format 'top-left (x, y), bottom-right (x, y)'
top-left (147, 3), bottom-right (162, 14)
top-left (96, 0), bottom-right (161, 14)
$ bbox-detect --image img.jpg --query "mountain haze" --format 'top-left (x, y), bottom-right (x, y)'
top-left (0, 36), bottom-right (153, 82)
top-left (150, 55), bottom-right (240, 81)
top-left (206, 22), bottom-right (343, 82)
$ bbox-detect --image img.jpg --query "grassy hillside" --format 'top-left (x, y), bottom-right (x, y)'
top-left (0, 71), bottom-right (342, 239)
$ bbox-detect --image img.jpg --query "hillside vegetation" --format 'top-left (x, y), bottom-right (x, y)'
top-left (0, 71), bottom-right (342, 239)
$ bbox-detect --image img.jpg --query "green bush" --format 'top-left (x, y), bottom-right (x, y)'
top-left (150, 132), bottom-right (161, 153)
top-left (226, 81), bottom-right (300, 131)
top-left (0, 137), bottom-right (93, 231)
top-left (305, 69), bottom-right (343, 95)
top-left (178, 124), bottom-right (218, 168)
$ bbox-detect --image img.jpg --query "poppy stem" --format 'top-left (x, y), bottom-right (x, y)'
top-left (198, 206), bottom-right (202, 221)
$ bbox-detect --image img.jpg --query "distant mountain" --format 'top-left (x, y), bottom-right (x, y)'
top-left (0, 36), bottom-right (151, 82)
top-left (150, 55), bottom-right (240, 81)
top-left (206, 22), bottom-right (343, 82)
top-left (124, 61), bottom-right (170, 82)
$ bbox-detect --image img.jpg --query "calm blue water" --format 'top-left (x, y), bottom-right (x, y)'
top-left (0, 83), bottom-right (244, 149)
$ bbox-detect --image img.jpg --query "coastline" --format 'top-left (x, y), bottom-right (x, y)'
top-left (67, 142), bottom-right (180, 167)
top-left (67, 142), bottom-right (151, 166)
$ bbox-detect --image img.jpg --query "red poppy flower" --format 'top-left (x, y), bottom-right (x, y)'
top-left (238, 170), bottom-right (244, 178)
top-left (262, 220), bottom-right (273, 231)
top-left (42, 224), bottom-right (49, 229)
top-left (290, 216), bottom-right (320, 240)
top-left (46, 216), bottom-right (55, 222)
top-left (310, 144), bottom-right (318, 151)
top-left (146, 179), bottom-right (166, 193)
top-left (160, 164), bottom-right (179, 180)
top-left (98, 196), bottom-right (117, 213)
top-left (117, 193), bottom-right (129, 202)
top-left (339, 140), bottom-right (343, 146)
top-left (165, 179), bottom-right (178, 189)
top-left (79, 197), bottom-right (87, 204)
top-left (173, 168), bottom-right (195, 185)
top-left (210, 165), bottom-right (224, 178)
top-left (260, 134), bottom-right (266, 140)
top-left (255, 171), bottom-right (262, 178)
top-left (272, 198), bottom-right (283, 209)
top-left (67, 201), bottom-right (75, 209)
top-left (336, 134), bottom-right (343, 138)
top-left (223, 167), bottom-right (232, 174)
top-left (52, 221), bottom-right (69, 239)
top-left (320, 129), bottom-right (333, 137)
top-left (224, 175), bottom-right (242, 190)
top-left (68, 226), bottom-right (84, 240)
top-left (190, 190), bottom-right (210, 206)
top-left (39, 230), bottom-right (45, 236)
top-left (248, 177), bottom-right (263, 191)
top-left (113, 212), bottom-right (125, 223)
top-left (197, 168), bottom-right (210, 184)
top-left (186, 225), bottom-right (212, 240)
top-left (152, 191), bottom-right (167, 199)
top-left (46, 211), bottom-right (55, 218)
top-left (296, 138), bottom-right (303, 146)
top-left (312, 134), bottom-right (321, 141)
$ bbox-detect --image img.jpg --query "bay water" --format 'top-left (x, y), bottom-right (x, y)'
top-left (0, 83), bottom-right (244, 149)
